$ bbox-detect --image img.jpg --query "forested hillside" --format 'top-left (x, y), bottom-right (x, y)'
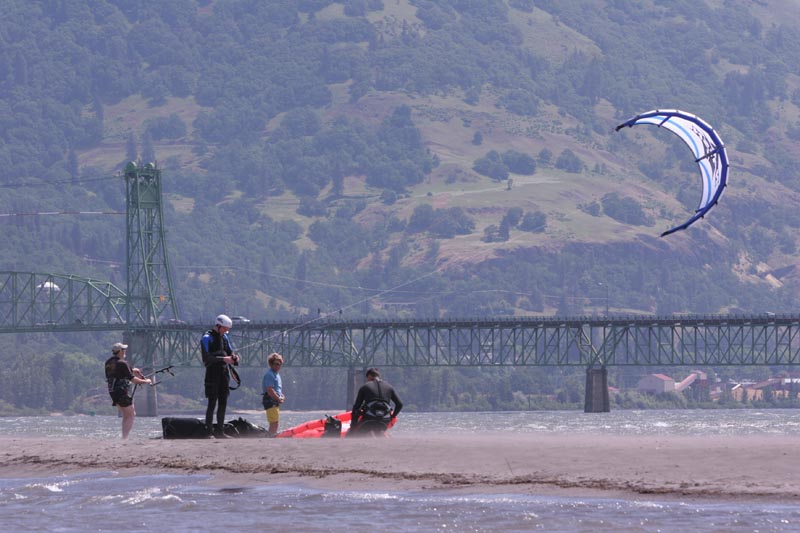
top-left (2, 0), bottom-right (800, 413)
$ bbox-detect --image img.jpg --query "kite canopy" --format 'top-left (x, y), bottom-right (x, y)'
top-left (615, 109), bottom-right (728, 237)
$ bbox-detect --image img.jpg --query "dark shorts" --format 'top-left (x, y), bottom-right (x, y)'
top-left (111, 392), bottom-right (133, 408)
top-left (262, 394), bottom-right (278, 410)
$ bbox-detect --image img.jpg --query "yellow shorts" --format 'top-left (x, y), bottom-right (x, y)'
top-left (266, 406), bottom-right (280, 424)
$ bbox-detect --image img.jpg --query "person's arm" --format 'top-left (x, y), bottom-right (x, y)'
top-left (350, 387), bottom-right (365, 425)
top-left (390, 389), bottom-right (403, 418)
top-left (131, 375), bottom-right (152, 385)
top-left (223, 334), bottom-right (240, 364)
top-left (130, 367), bottom-right (153, 386)
top-left (266, 386), bottom-right (283, 403)
top-left (122, 362), bottom-right (151, 386)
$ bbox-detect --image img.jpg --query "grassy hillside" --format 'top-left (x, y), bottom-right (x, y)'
top-left (5, 0), bottom-right (800, 319)
top-left (6, 0), bottom-right (800, 414)
top-left (81, 83), bottom-right (769, 295)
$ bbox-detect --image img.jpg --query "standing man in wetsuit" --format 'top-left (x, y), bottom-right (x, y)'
top-left (201, 314), bottom-right (240, 438)
top-left (349, 367), bottom-right (403, 436)
top-left (105, 342), bottom-right (152, 439)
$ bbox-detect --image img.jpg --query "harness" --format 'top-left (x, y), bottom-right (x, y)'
top-left (361, 380), bottom-right (392, 422)
top-left (203, 329), bottom-right (239, 390)
top-left (202, 330), bottom-right (230, 366)
top-left (105, 356), bottom-right (130, 397)
top-left (262, 392), bottom-right (278, 409)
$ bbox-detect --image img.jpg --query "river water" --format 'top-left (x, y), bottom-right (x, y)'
top-left (2, 409), bottom-right (799, 532)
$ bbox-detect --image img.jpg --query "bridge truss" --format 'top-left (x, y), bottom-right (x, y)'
top-left (137, 314), bottom-right (800, 370)
top-left (0, 272), bottom-right (126, 330)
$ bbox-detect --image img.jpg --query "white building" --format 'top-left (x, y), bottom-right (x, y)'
top-left (637, 373), bottom-right (675, 394)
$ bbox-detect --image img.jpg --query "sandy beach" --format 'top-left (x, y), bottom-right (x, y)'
top-left (1, 433), bottom-right (797, 501)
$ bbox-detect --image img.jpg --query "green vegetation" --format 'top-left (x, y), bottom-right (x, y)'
top-left (2, 0), bottom-right (800, 412)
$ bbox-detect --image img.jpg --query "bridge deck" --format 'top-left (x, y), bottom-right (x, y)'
top-left (130, 314), bottom-right (800, 368)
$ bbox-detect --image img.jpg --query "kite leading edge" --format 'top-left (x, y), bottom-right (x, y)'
top-left (615, 109), bottom-right (729, 237)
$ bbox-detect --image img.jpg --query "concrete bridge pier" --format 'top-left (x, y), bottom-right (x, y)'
top-left (134, 381), bottom-right (158, 417)
top-left (346, 366), bottom-right (364, 410)
top-left (127, 330), bottom-right (159, 417)
top-left (584, 366), bottom-right (610, 413)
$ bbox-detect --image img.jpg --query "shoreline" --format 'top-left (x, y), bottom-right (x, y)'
top-left (1, 433), bottom-right (798, 502)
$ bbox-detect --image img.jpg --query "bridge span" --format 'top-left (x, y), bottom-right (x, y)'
top-left (139, 313), bottom-right (800, 413)
top-left (9, 310), bottom-right (800, 413)
top-left (2, 270), bottom-right (795, 370)
top-left (139, 314), bottom-right (800, 370)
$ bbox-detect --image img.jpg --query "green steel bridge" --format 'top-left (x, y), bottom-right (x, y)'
top-left (3, 284), bottom-right (799, 370)
top-left (4, 162), bottom-right (798, 412)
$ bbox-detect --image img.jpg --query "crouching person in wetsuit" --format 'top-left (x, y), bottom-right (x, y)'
top-left (105, 342), bottom-right (152, 439)
top-left (201, 314), bottom-right (240, 438)
top-left (348, 367), bottom-right (403, 437)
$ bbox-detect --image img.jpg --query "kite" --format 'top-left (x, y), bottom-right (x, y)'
top-left (615, 109), bottom-right (728, 237)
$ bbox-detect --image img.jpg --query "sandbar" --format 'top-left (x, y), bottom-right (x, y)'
top-left (1, 433), bottom-right (797, 501)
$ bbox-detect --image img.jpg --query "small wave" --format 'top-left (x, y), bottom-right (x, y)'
top-left (323, 490), bottom-right (399, 503)
top-left (119, 487), bottom-right (192, 507)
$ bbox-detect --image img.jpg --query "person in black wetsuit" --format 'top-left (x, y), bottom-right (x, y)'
top-left (348, 367), bottom-right (403, 437)
top-left (200, 314), bottom-right (240, 438)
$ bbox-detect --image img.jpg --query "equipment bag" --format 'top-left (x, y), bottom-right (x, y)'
top-left (322, 415), bottom-right (342, 438)
top-left (162, 417), bottom-right (210, 439)
top-left (227, 417), bottom-right (269, 437)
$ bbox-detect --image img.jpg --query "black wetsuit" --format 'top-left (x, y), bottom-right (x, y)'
top-left (350, 379), bottom-right (403, 434)
top-left (201, 328), bottom-right (234, 434)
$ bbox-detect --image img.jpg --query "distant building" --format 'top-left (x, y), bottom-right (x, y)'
top-left (750, 376), bottom-right (800, 400)
top-left (673, 370), bottom-right (709, 401)
top-left (674, 370), bottom-right (707, 392)
top-left (731, 382), bottom-right (761, 402)
top-left (637, 374), bottom-right (675, 394)
top-left (708, 379), bottom-right (745, 402)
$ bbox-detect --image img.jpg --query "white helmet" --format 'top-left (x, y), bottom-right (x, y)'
top-left (215, 314), bottom-right (233, 328)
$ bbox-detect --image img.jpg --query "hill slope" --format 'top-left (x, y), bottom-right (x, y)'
top-left (2, 0), bottom-right (800, 319)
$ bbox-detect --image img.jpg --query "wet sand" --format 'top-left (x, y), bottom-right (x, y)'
top-left (1, 433), bottom-right (797, 501)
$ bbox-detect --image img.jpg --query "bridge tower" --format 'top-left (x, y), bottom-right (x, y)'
top-left (124, 161), bottom-right (178, 325)
top-left (123, 161), bottom-right (179, 415)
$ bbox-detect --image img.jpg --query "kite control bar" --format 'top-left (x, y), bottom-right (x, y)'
top-left (131, 365), bottom-right (175, 399)
top-left (143, 365), bottom-right (175, 386)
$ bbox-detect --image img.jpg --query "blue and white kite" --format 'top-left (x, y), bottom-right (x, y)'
top-left (615, 109), bottom-right (728, 237)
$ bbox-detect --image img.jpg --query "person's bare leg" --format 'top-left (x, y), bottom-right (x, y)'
top-left (120, 405), bottom-right (136, 439)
